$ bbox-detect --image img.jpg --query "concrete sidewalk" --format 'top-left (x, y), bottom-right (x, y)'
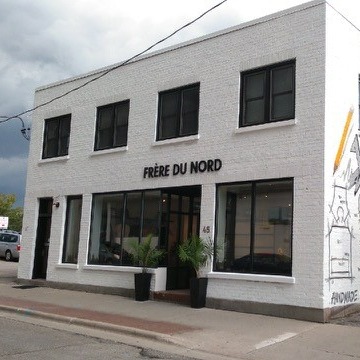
top-left (0, 281), bottom-right (360, 360)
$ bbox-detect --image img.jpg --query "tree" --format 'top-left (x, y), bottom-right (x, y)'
top-left (0, 194), bottom-right (23, 233)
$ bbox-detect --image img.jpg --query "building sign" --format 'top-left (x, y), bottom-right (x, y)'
top-left (0, 216), bottom-right (9, 229)
top-left (143, 158), bottom-right (222, 179)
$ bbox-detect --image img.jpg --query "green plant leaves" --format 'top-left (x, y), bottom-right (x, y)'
top-left (129, 234), bottom-right (165, 272)
top-left (178, 235), bottom-right (213, 278)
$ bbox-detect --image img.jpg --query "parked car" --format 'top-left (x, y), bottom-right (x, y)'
top-left (0, 230), bottom-right (21, 261)
top-left (231, 253), bottom-right (291, 275)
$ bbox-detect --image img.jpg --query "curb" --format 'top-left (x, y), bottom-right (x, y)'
top-left (0, 304), bottom-right (173, 343)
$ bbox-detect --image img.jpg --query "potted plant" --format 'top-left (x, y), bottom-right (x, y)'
top-left (178, 235), bottom-right (213, 308)
top-left (129, 234), bottom-right (165, 301)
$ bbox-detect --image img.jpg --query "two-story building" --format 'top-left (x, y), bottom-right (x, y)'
top-left (19, 0), bottom-right (360, 321)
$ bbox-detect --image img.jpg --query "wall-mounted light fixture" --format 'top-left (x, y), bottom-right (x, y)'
top-left (53, 201), bottom-right (60, 208)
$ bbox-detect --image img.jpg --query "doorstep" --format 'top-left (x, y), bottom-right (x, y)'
top-left (153, 289), bottom-right (191, 306)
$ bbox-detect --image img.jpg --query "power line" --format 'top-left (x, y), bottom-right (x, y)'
top-left (0, 116), bottom-right (30, 141)
top-left (326, 1), bottom-right (360, 33)
top-left (4, 0), bottom-right (228, 123)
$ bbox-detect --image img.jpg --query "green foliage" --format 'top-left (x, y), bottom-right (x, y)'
top-left (0, 194), bottom-right (23, 233)
top-left (129, 234), bottom-right (165, 273)
top-left (178, 235), bottom-right (213, 278)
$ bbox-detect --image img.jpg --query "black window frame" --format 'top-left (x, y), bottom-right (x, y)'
top-left (94, 100), bottom-right (130, 151)
top-left (157, 83), bottom-right (200, 141)
top-left (42, 114), bottom-right (71, 159)
top-left (62, 195), bottom-right (83, 264)
top-left (240, 60), bottom-right (295, 127)
top-left (214, 178), bottom-right (293, 276)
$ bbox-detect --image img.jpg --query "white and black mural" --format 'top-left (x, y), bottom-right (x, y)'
top-left (328, 106), bottom-right (360, 306)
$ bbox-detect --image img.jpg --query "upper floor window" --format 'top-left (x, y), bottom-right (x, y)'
top-left (95, 100), bottom-right (130, 151)
top-left (240, 61), bottom-right (295, 127)
top-left (157, 83), bottom-right (200, 141)
top-left (42, 114), bottom-right (71, 159)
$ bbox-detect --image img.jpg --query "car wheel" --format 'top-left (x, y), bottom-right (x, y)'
top-left (5, 250), bottom-right (12, 262)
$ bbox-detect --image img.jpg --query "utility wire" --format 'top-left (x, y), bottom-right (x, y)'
top-left (326, 1), bottom-right (360, 33)
top-left (0, 116), bottom-right (30, 140)
top-left (4, 0), bottom-right (228, 123)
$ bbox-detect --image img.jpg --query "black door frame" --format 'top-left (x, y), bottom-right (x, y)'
top-left (161, 186), bottom-right (201, 290)
top-left (32, 198), bottom-right (53, 279)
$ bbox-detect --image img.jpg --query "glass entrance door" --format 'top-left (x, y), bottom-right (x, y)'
top-left (162, 186), bottom-right (201, 290)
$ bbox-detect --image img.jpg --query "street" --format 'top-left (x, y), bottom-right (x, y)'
top-left (0, 316), bottom-right (198, 360)
top-left (2, 260), bottom-right (360, 360)
top-left (0, 260), bottom-right (198, 360)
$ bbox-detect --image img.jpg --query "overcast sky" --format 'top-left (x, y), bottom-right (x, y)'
top-left (0, 0), bottom-right (359, 206)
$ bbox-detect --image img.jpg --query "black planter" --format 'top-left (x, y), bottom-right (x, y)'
top-left (134, 273), bottom-right (152, 301)
top-left (190, 277), bottom-right (208, 308)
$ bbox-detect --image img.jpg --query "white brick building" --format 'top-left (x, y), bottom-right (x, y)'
top-left (19, 0), bottom-right (360, 321)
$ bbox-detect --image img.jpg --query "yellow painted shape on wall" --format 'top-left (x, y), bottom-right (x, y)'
top-left (333, 107), bottom-right (354, 174)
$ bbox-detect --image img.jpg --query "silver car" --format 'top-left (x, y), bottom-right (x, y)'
top-left (0, 230), bottom-right (21, 261)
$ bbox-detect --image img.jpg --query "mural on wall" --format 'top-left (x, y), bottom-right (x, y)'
top-left (328, 106), bottom-right (360, 305)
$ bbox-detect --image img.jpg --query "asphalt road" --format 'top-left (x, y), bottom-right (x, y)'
top-left (0, 316), bottom-right (198, 360)
top-left (0, 260), bottom-right (201, 359)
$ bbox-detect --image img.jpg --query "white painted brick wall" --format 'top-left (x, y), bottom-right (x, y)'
top-left (323, 3), bottom-right (360, 309)
top-left (19, 1), bottom-right (360, 311)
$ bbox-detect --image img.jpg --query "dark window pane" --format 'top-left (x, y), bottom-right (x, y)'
top-left (161, 116), bottom-right (178, 139)
top-left (240, 61), bottom-right (295, 127)
top-left (272, 93), bottom-right (294, 120)
top-left (142, 191), bottom-right (161, 238)
top-left (272, 66), bottom-right (293, 94)
top-left (215, 179), bottom-right (292, 276)
top-left (271, 65), bottom-right (294, 121)
top-left (159, 92), bottom-right (178, 139)
top-left (59, 117), bottom-right (71, 156)
top-left (244, 99), bottom-right (265, 125)
top-left (157, 84), bottom-right (199, 140)
top-left (114, 102), bottom-right (129, 147)
top-left (62, 196), bottom-right (82, 264)
top-left (245, 72), bottom-right (265, 99)
top-left (43, 115), bottom-right (71, 159)
top-left (95, 101), bottom-right (129, 150)
top-left (181, 87), bottom-right (199, 136)
top-left (96, 107), bottom-right (114, 150)
top-left (44, 120), bottom-right (59, 158)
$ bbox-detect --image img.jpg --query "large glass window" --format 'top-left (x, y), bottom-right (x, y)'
top-left (157, 83), bottom-right (200, 141)
top-left (215, 179), bottom-right (293, 276)
top-left (94, 100), bottom-right (130, 151)
top-left (240, 61), bottom-right (295, 127)
top-left (62, 196), bottom-right (82, 264)
top-left (88, 191), bottom-right (161, 266)
top-left (42, 114), bottom-right (71, 159)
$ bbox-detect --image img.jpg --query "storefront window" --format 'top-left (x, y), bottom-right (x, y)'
top-left (88, 191), bottom-right (161, 266)
top-left (62, 196), bottom-right (82, 264)
top-left (215, 179), bottom-right (293, 275)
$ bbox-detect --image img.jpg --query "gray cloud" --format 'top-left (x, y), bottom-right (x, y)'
top-left (1, 0), bottom-right (358, 207)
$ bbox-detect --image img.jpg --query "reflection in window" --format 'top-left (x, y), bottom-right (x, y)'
top-left (240, 61), bottom-right (295, 127)
top-left (62, 196), bottom-right (82, 264)
top-left (88, 191), bottom-right (161, 266)
top-left (94, 100), bottom-right (130, 151)
top-left (157, 83), bottom-right (200, 141)
top-left (42, 114), bottom-right (71, 159)
top-left (215, 179), bottom-right (293, 275)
